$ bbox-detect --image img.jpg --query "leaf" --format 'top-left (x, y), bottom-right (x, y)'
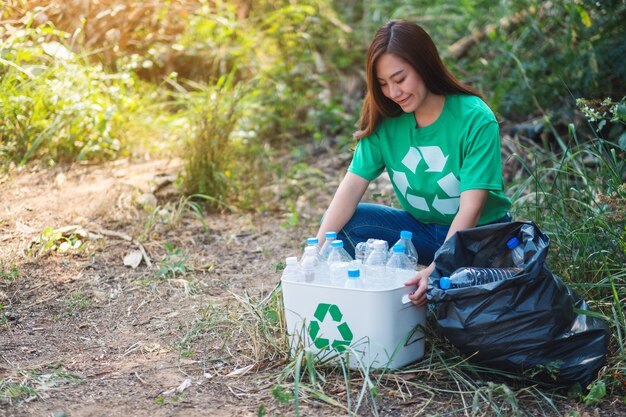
top-left (123, 250), bottom-right (143, 268)
top-left (584, 380), bottom-right (606, 406)
top-left (15, 221), bottom-right (34, 234)
top-left (618, 131), bottom-right (626, 151)
top-left (41, 41), bottom-right (75, 60)
top-left (226, 363), bottom-right (255, 377)
top-left (577, 6), bottom-right (592, 28)
top-left (271, 385), bottom-right (293, 403)
top-left (176, 378), bottom-right (192, 393)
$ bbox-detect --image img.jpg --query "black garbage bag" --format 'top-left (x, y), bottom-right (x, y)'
top-left (427, 221), bottom-right (610, 387)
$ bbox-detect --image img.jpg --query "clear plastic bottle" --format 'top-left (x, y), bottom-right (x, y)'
top-left (491, 237), bottom-right (525, 268)
top-left (355, 238), bottom-right (377, 263)
top-left (508, 237), bottom-right (525, 268)
top-left (300, 246), bottom-right (320, 283)
top-left (365, 240), bottom-right (388, 288)
top-left (349, 259), bottom-right (366, 280)
top-left (306, 237), bottom-right (321, 258)
top-left (318, 231), bottom-right (337, 261)
top-left (345, 268), bottom-right (364, 289)
top-left (327, 240), bottom-right (353, 285)
top-left (439, 267), bottom-right (519, 289)
top-left (385, 244), bottom-right (415, 282)
top-left (390, 230), bottom-right (418, 267)
top-left (282, 256), bottom-right (303, 282)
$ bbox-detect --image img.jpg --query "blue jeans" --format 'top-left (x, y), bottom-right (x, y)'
top-left (337, 203), bottom-right (511, 265)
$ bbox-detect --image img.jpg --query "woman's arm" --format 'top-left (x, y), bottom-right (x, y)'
top-left (406, 189), bottom-right (488, 305)
top-left (316, 172), bottom-right (370, 244)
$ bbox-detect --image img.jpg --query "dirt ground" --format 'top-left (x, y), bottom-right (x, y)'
top-left (0, 154), bottom-right (625, 417)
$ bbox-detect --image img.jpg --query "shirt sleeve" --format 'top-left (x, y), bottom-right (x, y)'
top-left (348, 132), bottom-right (385, 181)
top-left (459, 120), bottom-right (504, 192)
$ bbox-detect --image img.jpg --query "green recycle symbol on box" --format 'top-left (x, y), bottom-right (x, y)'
top-left (308, 303), bottom-right (353, 352)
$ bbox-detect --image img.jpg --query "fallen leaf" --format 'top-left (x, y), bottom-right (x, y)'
top-left (176, 378), bottom-right (192, 393)
top-left (226, 363), bottom-right (255, 377)
top-left (123, 250), bottom-right (143, 268)
top-left (163, 378), bottom-right (193, 396)
top-left (42, 41), bottom-right (75, 60)
top-left (15, 221), bottom-right (34, 234)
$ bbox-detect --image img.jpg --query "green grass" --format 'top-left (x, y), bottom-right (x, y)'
top-left (180, 285), bottom-right (585, 416)
top-left (157, 243), bottom-right (192, 280)
top-left (0, 367), bottom-right (81, 406)
top-left (0, 261), bottom-right (19, 281)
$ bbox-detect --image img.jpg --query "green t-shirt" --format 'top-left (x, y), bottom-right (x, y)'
top-left (348, 94), bottom-right (511, 225)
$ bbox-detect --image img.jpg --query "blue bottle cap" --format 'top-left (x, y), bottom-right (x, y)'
top-left (307, 237), bottom-right (319, 245)
top-left (392, 244), bottom-right (406, 253)
top-left (439, 277), bottom-right (451, 290)
top-left (347, 268), bottom-right (360, 278)
top-left (506, 237), bottom-right (520, 249)
top-left (331, 239), bottom-right (343, 248)
top-left (400, 230), bottom-right (413, 239)
top-left (325, 231), bottom-right (337, 239)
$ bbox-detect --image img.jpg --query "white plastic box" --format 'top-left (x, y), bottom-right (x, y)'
top-left (281, 273), bottom-right (426, 369)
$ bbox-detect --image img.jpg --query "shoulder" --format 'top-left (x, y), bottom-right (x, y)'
top-left (446, 94), bottom-right (496, 124)
top-left (370, 113), bottom-right (411, 139)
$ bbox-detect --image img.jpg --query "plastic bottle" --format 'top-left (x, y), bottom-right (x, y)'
top-left (385, 244), bottom-right (415, 282)
top-left (300, 246), bottom-right (320, 283)
top-left (355, 238), bottom-right (375, 263)
top-left (508, 237), bottom-right (525, 268)
top-left (365, 240), bottom-right (389, 287)
top-left (345, 268), bottom-right (364, 289)
top-left (439, 267), bottom-right (519, 289)
top-left (327, 240), bottom-right (353, 285)
top-left (281, 256), bottom-right (303, 282)
top-left (349, 259), bottom-right (366, 280)
top-left (390, 230), bottom-right (419, 267)
top-left (318, 231), bottom-right (337, 261)
top-left (491, 237), bottom-right (525, 268)
top-left (306, 237), bottom-right (321, 258)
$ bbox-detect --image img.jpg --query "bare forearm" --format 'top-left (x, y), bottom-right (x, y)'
top-left (445, 189), bottom-right (488, 241)
top-left (316, 172), bottom-right (369, 243)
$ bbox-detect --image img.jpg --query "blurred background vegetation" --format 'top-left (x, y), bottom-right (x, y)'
top-left (1, 0), bottom-right (625, 402)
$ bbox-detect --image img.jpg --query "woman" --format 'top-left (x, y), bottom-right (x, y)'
top-left (315, 20), bottom-right (511, 306)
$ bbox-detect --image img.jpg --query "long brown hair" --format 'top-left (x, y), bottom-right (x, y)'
top-left (355, 19), bottom-right (484, 140)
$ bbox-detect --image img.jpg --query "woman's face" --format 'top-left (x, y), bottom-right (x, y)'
top-left (375, 53), bottom-right (429, 114)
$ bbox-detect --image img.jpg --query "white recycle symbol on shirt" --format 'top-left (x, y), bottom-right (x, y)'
top-left (390, 146), bottom-right (460, 216)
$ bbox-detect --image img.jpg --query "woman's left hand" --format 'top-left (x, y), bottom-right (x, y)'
top-left (404, 262), bottom-right (435, 306)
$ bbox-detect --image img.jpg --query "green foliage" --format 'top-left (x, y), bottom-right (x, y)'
top-left (157, 242), bottom-right (192, 279)
top-left (455, 1), bottom-right (626, 118)
top-left (176, 0), bottom-right (359, 144)
top-left (0, 261), bottom-right (19, 281)
top-left (0, 27), bottom-right (145, 167)
top-left (0, 367), bottom-right (80, 406)
top-left (583, 380), bottom-right (607, 406)
top-left (510, 97), bottom-right (626, 281)
top-left (28, 226), bottom-right (87, 257)
top-left (64, 291), bottom-right (92, 313)
top-left (180, 73), bottom-right (246, 209)
top-left (271, 384), bottom-right (294, 403)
